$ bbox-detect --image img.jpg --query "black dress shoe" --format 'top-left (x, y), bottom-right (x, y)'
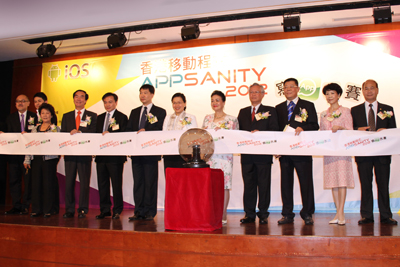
top-left (63, 212), bottom-right (74, 218)
top-left (240, 217), bottom-right (255, 223)
top-left (78, 211), bottom-right (86, 218)
top-left (4, 207), bottom-right (20, 215)
top-left (30, 213), bottom-right (42, 218)
top-left (128, 214), bottom-right (143, 221)
top-left (304, 216), bottom-right (314, 225)
top-left (381, 218), bottom-right (398, 225)
top-left (358, 218), bottom-right (374, 224)
top-left (259, 218), bottom-right (268, 224)
top-left (20, 208), bottom-right (29, 215)
top-left (278, 216), bottom-right (294, 225)
top-left (96, 212), bottom-right (111, 219)
top-left (112, 213), bottom-right (120, 219)
top-left (43, 214), bottom-right (51, 218)
top-left (144, 215), bottom-right (154, 221)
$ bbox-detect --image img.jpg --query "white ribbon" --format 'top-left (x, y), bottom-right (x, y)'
top-left (0, 129), bottom-right (398, 156)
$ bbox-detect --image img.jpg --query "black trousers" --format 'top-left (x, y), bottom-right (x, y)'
top-left (64, 159), bottom-right (92, 214)
top-left (31, 157), bottom-right (59, 214)
top-left (8, 158), bottom-right (31, 210)
top-left (96, 162), bottom-right (124, 214)
top-left (131, 157), bottom-right (159, 217)
top-left (356, 159), bottom-right (392, 220)
top-left (241, 162), bottom-right (272, 219)
top-left (279, 156), bottom-right (315, 219)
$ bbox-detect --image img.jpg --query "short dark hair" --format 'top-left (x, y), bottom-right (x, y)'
top-left (362, 79), bottom-right (378, 89)
top-left (171, 93), bottom-right (187, 111)
top-left (211, 90), bottom-right (226, 102)
top-left (140, 84), bottom-right (155, 94)
top-left (33, 92), bottom-right (47, 101)
top-left (102, 92), bottom-right (118, 102)
top-left (283, 78), bottom-right (299, 87)
top-left (73, 89), bottom-right (89, 100)
top-left (39, 103), bottom-right (56, 120)
top-left (323, 83), bottom-right (343, 96)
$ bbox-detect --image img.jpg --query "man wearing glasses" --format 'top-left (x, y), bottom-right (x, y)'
top-left (237, 83), bottom-right (279, 225)
top-left (3, 95), bottom-right (37, 215)
top-left (275, 78), bottom-right (319, 225)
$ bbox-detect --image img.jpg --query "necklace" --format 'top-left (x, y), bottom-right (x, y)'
top-left (214, 113), bottom-right (225, 119)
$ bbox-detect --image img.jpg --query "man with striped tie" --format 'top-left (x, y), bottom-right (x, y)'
top-left (275, 78), bottom-right (319, 225)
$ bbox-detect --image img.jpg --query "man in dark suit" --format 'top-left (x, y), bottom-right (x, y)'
top-left (4, 94), bottom-right (37, 214)
top-left (275, 78), bottom-right (319, 225)
top-left (126, 84), bottom-right (166, 221)
top-left (95, 92), bottom-right (128, 220)
top-left (351, 79), bottom-right (397, 225)
top-left (237, 83), bottom-right (279, 224)
top-left (61, 90), bottom-right (97, 218)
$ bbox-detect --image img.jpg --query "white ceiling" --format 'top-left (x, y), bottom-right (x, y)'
top-left (1, 0), bottom-right (399, 61)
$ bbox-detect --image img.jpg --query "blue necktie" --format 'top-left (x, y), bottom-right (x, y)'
top-left (287, 101), bottom-right (295, 121)
top-left (139, 106), bottom-right (147, 129)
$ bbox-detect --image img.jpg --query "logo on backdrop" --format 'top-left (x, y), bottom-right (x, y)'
top-left (275, 77), bottom-right (321, 101)
top-left (47, 65), bottom-right (61, 82)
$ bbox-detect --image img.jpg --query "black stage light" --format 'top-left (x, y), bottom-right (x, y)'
top-left (373, 5), bottom-right (392, 24)
top-left (107, 32), bottom-right (127, 49)
top-left (181, 24), bottom-right (200, 41)
top-left (282, 15), bottom-right (301, 32)
top-left (36, 43), bottom-right (57, 58)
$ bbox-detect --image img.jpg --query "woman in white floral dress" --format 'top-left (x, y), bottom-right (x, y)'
top-left (320, 83), bottom-right (354, 225)
top-left (202, 90), bottom-right (239, 224)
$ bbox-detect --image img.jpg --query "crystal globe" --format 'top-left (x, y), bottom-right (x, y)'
top-left (178, 128), bottom-right (214, 168)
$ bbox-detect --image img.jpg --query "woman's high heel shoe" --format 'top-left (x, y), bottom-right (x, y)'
top-left (329, 219), bottom-right (338, 224)
top-left (338, 220), bottom-right (346, 225)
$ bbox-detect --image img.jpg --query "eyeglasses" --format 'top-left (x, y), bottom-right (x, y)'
top-left (15, 100), bottom-right (28, 103)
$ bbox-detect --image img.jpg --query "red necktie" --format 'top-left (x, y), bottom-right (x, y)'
top-left (76, 111), bottom-right (81, 130)
top-left (251, 107), bottom-right (255, 121)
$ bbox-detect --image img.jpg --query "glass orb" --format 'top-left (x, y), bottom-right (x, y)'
top-left (178, 128), bottom-right (214, 163)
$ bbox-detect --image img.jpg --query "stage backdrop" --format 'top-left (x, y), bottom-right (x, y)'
top-left (41, 29), bottom-right (400, 214)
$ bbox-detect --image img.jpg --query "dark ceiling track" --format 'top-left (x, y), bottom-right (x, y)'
top-left (23, 0), bottom-right (400, 44)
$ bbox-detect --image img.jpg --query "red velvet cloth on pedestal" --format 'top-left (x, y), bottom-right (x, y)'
top-left (164, 168), bottom-right (224, 231)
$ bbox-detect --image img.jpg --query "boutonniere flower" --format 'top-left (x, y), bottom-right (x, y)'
top-left (147, 113), bottom-right (158, 124)
top-left (50, 124), bottom-right (57, 132)
top-left (180, 116), bottom-right (192, 126)
top-left (255, 111), bottom-right (271, 121)
top-left (219, 120), bottom-right (234, 129)
top-left (326, 110), bottom-right (342, 122)
top-left (109, 118), bottom-right (117, 128)
top-left (378, 110), bottom-right (393, 120)
top-left (28, 116), bottom-right (35, 125)
top-left (299, 108), bottom-right (308, 122)
top-left (38, 117), bottom-right (43, 123)
top-left (84, 116), bottom-right (91, 125)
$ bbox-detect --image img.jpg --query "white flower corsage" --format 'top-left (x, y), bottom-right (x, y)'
top-left (147, 113), bottom-right (158, 124)
top-left (28, 116), bottom-right (35, 125)
top-left (84, 116), bottom-right (91, 125)
top-left (378, 110), bottom-right (393, 120)
top-left (180, 116), bottom-right (192, 126)
top-left (255, 111), bottom-right (271, 121)
top-left (50, 124), bottom-right (57, 132)
top-left (326, 110), bottom-right (342, 122)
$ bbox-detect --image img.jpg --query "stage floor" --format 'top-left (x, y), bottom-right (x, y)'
top-left (0, 206), bottom-right (399, 237)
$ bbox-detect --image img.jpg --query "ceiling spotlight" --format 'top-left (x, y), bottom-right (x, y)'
top-left (36, 42), bottom-right (57, 58)
top-left (107, 32), bottom-right (127, 49)
top-left (373, 5), bottom-right (392, 24)
top-left (181, 24), bottom-right (200, 41)
top-left (282, 14), bottom-right (301, 32)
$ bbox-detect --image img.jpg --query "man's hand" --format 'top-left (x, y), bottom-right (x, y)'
top-left (137, 128), bottom-right (146, 134)
top-left (358, 126), bottom-right (370, 131)
top-left (102, 131), bottom-right (109, 136)
top-left (377, 128), bottom-right (386, 132)
top-left (70, 129), bottom-right (80, 135)
top-left (251, 130), bottom-right (259, 133)
top-left (294, 127), bottom-right (303, 136)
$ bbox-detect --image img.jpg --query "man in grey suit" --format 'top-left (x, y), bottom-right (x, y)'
top-left (61, 90), bottom-right (97, 218)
